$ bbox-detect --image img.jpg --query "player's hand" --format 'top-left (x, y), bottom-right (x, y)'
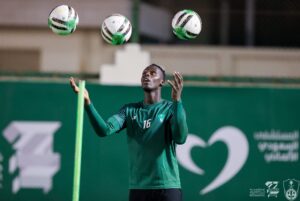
top-left (69, 77), bottom-right (91, 105)
top-left (167, 71), bottom-right (183, 102)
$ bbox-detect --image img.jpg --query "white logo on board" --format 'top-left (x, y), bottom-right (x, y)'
top-left (3, 121), bottom-right (61, 194)
top-left (283, 179), bottom-right (300, 201)
top-left (265, 181), bottom-right (279, 198)
top-left (176, 126), bottom-right (249, 195)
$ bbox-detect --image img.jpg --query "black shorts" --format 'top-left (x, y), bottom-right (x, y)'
top-left (129, 188), bottom-right (182, 201)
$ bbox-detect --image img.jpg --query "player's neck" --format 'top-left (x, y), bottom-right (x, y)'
top-left (144, 90), bottom-right (161, 105)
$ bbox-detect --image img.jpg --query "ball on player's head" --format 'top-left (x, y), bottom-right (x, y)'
top-left (101, 14), bottom-right (132, 45)
top-left (48, 5), bottom-right (79, 36)
top-left (172, 9), bottom-right (202, 40)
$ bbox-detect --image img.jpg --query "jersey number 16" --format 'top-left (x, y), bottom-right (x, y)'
top-left (143, 119), bottom-right (151, 129)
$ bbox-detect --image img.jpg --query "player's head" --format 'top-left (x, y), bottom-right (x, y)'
top-left (141, 64), bottom-right (166, 91)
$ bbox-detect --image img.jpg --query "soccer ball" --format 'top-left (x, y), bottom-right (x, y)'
top-left (48, 5), bottom-right (79, 36)
top-left (172, 9), bottom-right (202, 40)
top-left (101, 14), bottom-right (132, 45)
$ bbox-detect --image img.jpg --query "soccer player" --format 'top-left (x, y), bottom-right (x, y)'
top-left (70, 64), bottom-right (188, 201)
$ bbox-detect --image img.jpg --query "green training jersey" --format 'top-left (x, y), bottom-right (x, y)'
top-left (85, 99), bottom-right (188, 189)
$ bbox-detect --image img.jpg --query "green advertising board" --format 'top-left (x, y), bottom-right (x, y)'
top-left (0, 80), bottom-right (299, 201)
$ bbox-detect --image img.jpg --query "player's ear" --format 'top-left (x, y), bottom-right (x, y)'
top-left (160, 79), bottom-right (165, 87)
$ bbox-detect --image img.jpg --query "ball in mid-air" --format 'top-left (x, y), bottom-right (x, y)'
top-left (172, 9), bottom-right (202, 40)
top-left (48, 5), bottom-right (79, 36)
top-left (101, 14), bottom-right (132, 45)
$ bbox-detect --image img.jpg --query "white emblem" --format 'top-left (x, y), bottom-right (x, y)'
top-left (283, 179), bottom-right (300, 201)
top-left (265, 181), bottom-right (279, 198)
top-left (158, 114), bottom-right (165, 122)
top-left (176, 126), bottom-right (249, 195)
top-left (3, 121), bottom-right (61, 193)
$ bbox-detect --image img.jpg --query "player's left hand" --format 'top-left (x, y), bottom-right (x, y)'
top-left (167, 71), bottom-right (183, 101)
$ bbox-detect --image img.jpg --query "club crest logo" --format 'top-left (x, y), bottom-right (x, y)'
top-left (157, 114), bottom-right (165, 122)
top-left (283, 179), bottom-right (300, 201)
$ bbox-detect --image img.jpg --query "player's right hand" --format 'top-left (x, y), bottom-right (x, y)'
top-left (69, 77), bottom-right (91, 105)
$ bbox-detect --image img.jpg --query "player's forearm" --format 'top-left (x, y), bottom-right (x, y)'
top-left (171, 101), bottom-right (188, 144)
top-left (85, 103), bottom-right (112, 137)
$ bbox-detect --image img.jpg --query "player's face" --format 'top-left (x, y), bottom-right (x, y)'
top-left (141, 66), bottom-right (164, 91)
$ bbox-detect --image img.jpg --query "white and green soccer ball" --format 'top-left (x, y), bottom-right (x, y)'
top-left (172, 9), bottom-right (202, 40)
top-left (48, 5), bottom-right (79, 36)
top-left (101, 14), bottom-right (132, 45)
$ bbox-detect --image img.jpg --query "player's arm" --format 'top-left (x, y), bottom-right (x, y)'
top-left (168, 72), bottom-right (188, 144)
top-left (85, 103), bottom-right (126, 137)
top-left (69, 77), bottom-right (126, 137)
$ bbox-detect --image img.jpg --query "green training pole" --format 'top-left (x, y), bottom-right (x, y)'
top-left (72, 80), bottom-right (85, 201)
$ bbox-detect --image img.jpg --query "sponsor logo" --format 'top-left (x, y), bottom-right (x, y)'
top-left (249, 179), bottom-right (300, 200)
top-left (249, 188), bottom-right (265, 197)
top-left (265, 181), bottom-right (279, 198)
